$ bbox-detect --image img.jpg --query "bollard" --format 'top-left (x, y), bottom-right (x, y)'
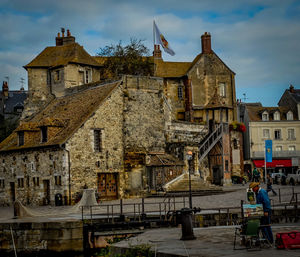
top-left (180, 208), bottom-right (196, 240)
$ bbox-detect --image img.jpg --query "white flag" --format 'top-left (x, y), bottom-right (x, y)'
top-left (153, 21), bottom-right (175, 56)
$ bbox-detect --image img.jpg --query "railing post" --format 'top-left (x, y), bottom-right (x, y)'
top-left (120, 199), bottom-right (123, 216)
top-left (241, 200), bottom-right (244, 220)
top-left (142, 198), bottom-right (145, 215)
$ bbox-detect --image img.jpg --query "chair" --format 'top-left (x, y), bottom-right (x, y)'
top-left (234, 219), bottom-right (261, 250)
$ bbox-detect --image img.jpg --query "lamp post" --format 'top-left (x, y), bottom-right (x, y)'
top-left (187, 151), bottom-right (193, 209)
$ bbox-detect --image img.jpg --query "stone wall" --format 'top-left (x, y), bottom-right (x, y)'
top-left (123, 76), bottom-right (165, 152)
top-left (0, 221), bottom-right (83, 253)
top-left (65, 84), bottom-right (124, 200)
top-left (0, 148), bottom-right (68, 206)
top-left (22, 68), bottom-right (54, 120)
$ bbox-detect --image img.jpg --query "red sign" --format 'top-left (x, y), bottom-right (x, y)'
top-left (253, 159), bottom-right (292, 168)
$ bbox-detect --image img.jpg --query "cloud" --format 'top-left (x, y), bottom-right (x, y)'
top-left (0, 0), bottom-right (299, 106)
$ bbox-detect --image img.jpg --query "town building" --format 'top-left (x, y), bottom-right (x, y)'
top-left (238, 86), bottom-right (300, 177)
top-left (0, 81), bottom-right (28, 142)
top-left (0, 29), bottom-right (242, 206)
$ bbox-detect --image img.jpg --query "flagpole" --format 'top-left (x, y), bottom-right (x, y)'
top-left (153, 20), bottom-right (155, 76)
top-left (264, 140), bottom-right (267, 184)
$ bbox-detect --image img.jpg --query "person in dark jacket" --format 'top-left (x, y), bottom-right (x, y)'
top-left (249, 182), bottom-right (274, 244)
top-left (267, 174), bottom-right (277, 196)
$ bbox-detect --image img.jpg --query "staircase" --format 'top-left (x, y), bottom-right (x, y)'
top-left (198, 123), bottom-right (225, 162)
top-left (165, 173), bottom-right (219, 192)
top-left (164, 123), bottom-right (226, 192)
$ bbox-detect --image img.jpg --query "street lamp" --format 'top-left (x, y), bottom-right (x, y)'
top-left (186, 151), bottom-right (193, 209)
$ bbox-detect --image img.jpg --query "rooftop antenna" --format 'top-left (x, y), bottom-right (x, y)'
top-left (242, 93), bottom-right (248, 102)
top-left (5, 76), bottom-right (9, 86)
top-left (20, 78), bottom-right (25, 89)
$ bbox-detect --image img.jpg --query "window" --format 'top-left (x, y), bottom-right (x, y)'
top-left (55, 70), bottom-right (60, 82)
top-left (273, 111), bottom-right (280, 121)
top-left (0, 179), bottom-right (5, 189)
top-left (85, 69), bottom-right (92, 84)
top-left (18, 178), bottom-right (24, 188)
top-left (263, 129), bottom-right (270, 139)
top-left (219, 83), bottom-right (226, 97)
top-left (288, 145), bottom-right (296, 151)
top-left (55, 175), bottom-right (62, 186)
top-left (274, 129), bottom-right (281, 140)
top-left (178, 85), bottom-right (183, 99)
top-left (262, 111), bottom-right (269, 121)
top-left (41, 126), bottom-right (48, 143)
top-left (288, 128), bottom-right (295, 140)
top-left (33, 177), bottom-right (39, 187)
top-left (18, 131), bottom-right (24, 146)
top-left (94, 129), bottom-right (103, 152)
top-left (287, 111), bottom-right (294, 120)
top-left (275, 146), bottom-right (282, 151)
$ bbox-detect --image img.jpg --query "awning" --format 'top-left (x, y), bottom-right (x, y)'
top-left (253, 159), bottom-right (292, 168)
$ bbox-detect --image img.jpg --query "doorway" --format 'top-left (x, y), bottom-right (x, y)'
top-left (97, 173), bottom-right (118, 200)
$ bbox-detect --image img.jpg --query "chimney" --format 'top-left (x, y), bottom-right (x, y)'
top-left (289, 84), bottom-right (295, 93)
top-left (201, 32), bottom-right (212, 54)
top-left (153, 44), bottom-right (162, 60)
top-left (55, 28), bottom-right (75, 46)
top-left (2, 81), bottom-right (8, 98)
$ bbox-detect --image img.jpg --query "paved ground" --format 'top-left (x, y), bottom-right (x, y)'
top-left (112, 224), bottom-right (300, 257)
top-left (0, 183), bottom-right (299, 222)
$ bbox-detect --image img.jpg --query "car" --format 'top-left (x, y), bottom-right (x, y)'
top-left (270, 172), bottom-right (286, 184)
top-left (286, 170), bottom-right (300, 185)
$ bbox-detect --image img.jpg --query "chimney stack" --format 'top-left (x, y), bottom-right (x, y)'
top-left (56, 28), bottom-right (75, 46)
top-left (153, 44), bottom-right (162, 60)
top-left (2, 81), bottom-right (8, 98)
top-left (201, 32), bottom-right (212, 54)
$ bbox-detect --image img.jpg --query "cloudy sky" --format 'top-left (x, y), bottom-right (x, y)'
top-left (0, 0), bottom-right (299, 106)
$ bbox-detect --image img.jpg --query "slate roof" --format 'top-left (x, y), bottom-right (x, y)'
top-left (246, 106), bottom-right (295, 122)
top-left (0, 81), bottom-right (121, 152)
top-left (2, 91), bottom-right (28, 114)
top-left (24, 43), bottom-right (102, 69)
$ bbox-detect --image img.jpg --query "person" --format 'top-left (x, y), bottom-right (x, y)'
top-left (252, 168), bottom-right (260, 182)
top-left (266, 174), bottom-right (277, 196)
top-left (249, 182), bottom-right (274, 244)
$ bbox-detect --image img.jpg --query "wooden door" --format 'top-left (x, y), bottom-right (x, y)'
top-left (97, 173), bottom-right (118, 200)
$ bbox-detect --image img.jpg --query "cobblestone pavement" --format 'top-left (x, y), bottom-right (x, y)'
top-left (0, 183), bottom-right (299, 221)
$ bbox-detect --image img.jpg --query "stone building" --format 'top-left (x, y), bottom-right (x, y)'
top-left (0, 81), bottom-right (28, 142)
top-left (22, 28), bottom-right (102, 120)
top-left (0, 29), bottom-right (243, 206)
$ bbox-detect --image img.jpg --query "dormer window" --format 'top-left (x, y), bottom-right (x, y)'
top-left (18, 131), bottom-right (24, 146)
top-left (273, 111), bottom-right (280, 121)
top-left (262, 111), bottom-right (269, 121)
top-left (41, 126), bottom-right (48, 143)
top-left (287, 111), bottom-right (294, 120)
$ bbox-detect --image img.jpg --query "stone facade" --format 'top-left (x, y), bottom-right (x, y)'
top-left (0, 148), bottom-right (67, 206)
